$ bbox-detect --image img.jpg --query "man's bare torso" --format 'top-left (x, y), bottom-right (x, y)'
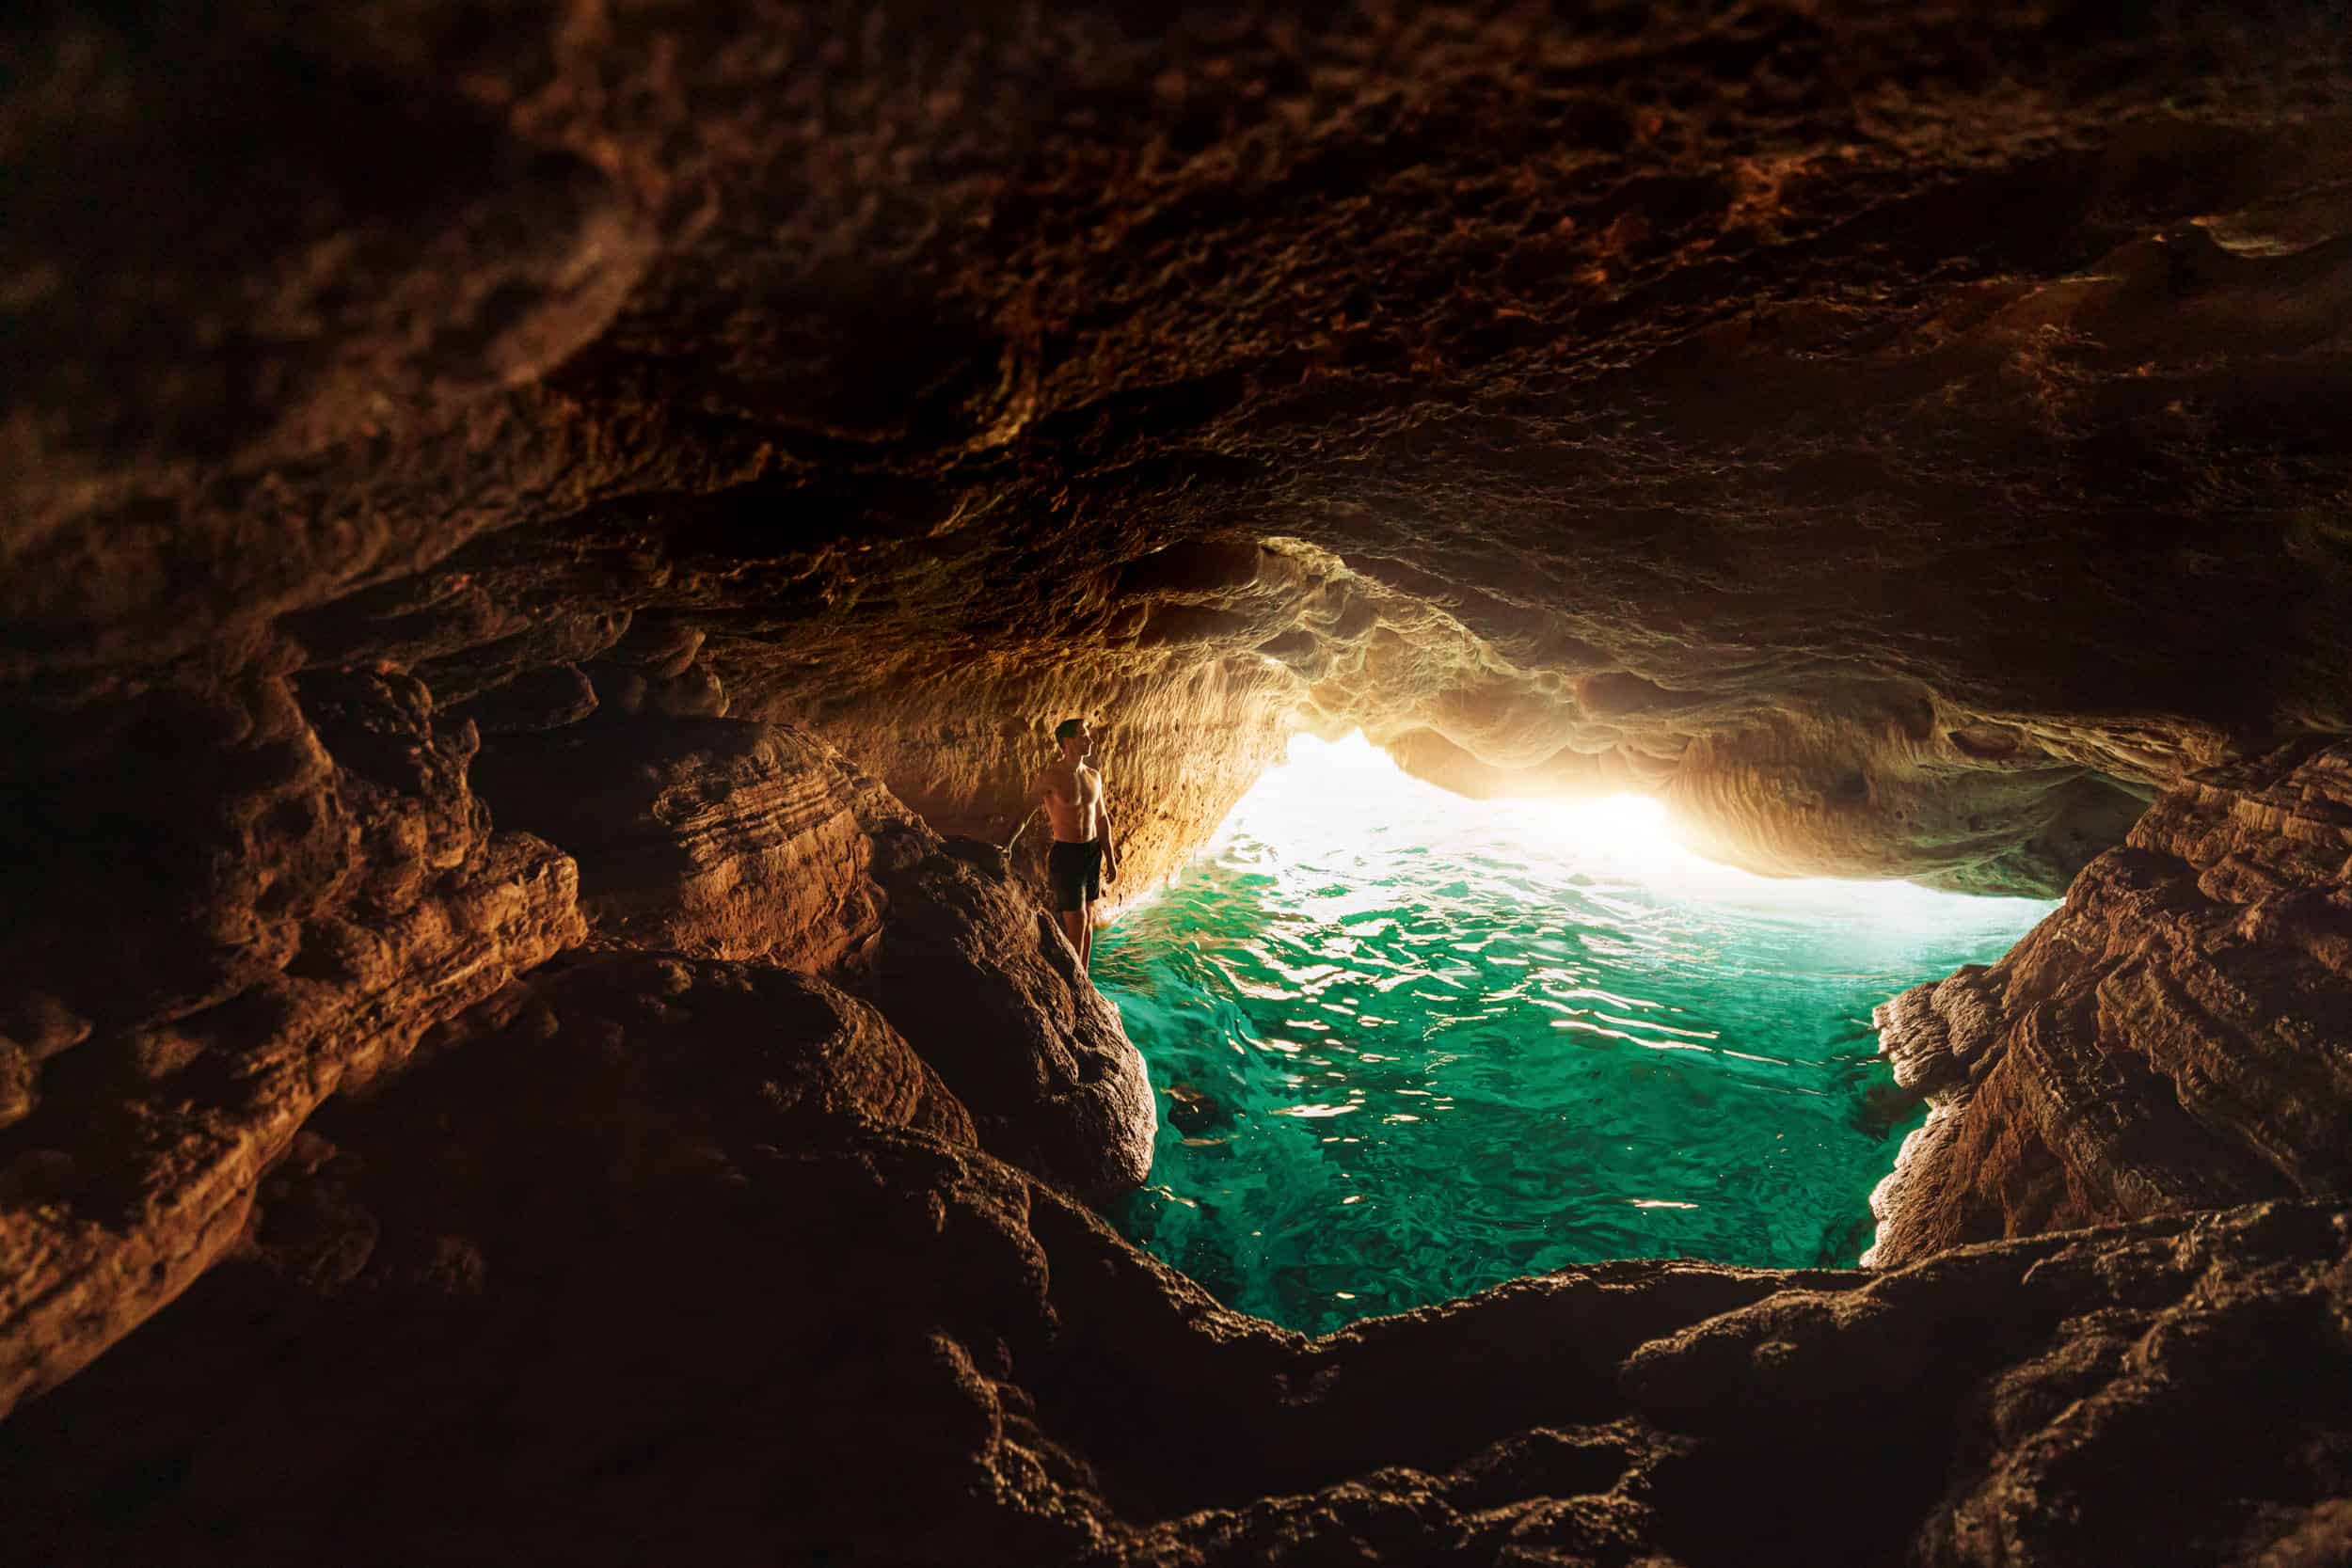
top-left (1037, 762), bottom-right (1104, 843)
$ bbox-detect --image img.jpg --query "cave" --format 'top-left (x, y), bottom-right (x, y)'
top-left (3, 5), bottom-right (2349, 1565)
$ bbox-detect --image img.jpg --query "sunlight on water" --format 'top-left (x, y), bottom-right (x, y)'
top-left (1096, 733), bottom-right (2055, 1335)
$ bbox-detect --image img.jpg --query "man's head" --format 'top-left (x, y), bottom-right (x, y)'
top-left (1055, 716), bottom-right (1090, 759)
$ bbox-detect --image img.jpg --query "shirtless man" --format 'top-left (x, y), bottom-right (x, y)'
top-left (1032, 717), bottom-right (1120, 972)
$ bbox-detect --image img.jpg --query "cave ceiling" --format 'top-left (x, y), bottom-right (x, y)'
top-left (6, 2), bottom-right (2352, 894)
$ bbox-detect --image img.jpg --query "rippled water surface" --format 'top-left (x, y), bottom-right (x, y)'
top-left (1097, 735), bottom-right (2053, 1335)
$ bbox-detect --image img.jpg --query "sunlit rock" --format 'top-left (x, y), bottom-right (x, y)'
top-left (1868, 741), bottom-right (2352, 1265)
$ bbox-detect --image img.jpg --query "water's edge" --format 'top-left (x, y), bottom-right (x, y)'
top-left (1096, 736), bottom-right (2051, 1335)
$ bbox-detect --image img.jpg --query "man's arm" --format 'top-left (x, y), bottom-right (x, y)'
top-left (1035, 767), bottom-right (1067, 816)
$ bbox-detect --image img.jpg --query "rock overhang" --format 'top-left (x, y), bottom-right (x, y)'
top-left (8, 5), bottom-right (2349, 900)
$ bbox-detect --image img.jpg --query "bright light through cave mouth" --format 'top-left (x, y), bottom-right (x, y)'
top-left (1095, 732), bottom-right (2055, 1336)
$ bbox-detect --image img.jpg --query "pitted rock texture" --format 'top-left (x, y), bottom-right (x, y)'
top-left (1869, 741), bottom-right (2352, 1266)
top-left (852, 837), bottom-right (1159, 1198)
top-left (469, 715), bottom-right (929, 968)
top-left (473, 711), bottom-right (1157, 1194)
top-left (759, 650), bottom-right (1296, 913)
top-left (1, 1015), bottom-right (2344, 1568)
top-left (450, 950), bottom-right (981, 1149)
top-left (0, 668), bottom-right (584, 1414)
top-left (0, 678), bottom-right (1152, 1420)
top-left (8, 5), bottom-right (2352, 896)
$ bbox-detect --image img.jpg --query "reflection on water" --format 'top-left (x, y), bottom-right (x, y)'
top-left (1096, 735), bottom-right (2053, 1335)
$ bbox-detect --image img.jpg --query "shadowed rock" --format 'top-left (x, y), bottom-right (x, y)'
top-left (2, 1035), bottom-right (2343, 1567)
top-left (0, 669), bottom-right (584, 1416)
top-left (7, 5), bottom-right (2350, 895)
top-left (471, 712), bottom-right (1156, 1195)
top-left (469, 716), bottom-right (926, 969)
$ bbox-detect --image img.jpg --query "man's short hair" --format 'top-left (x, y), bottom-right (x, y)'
top-left (1055, 717), bottom-right (1084, 742)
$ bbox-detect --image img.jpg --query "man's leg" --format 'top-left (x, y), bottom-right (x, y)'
top-left (1057, 906), bottom-right (1086, 958)
top-left (1076, 896), bottom-right (1092, 972)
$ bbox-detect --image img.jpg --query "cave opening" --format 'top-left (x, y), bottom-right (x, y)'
top-left (1096, 731), bottom-right (2055, 1333)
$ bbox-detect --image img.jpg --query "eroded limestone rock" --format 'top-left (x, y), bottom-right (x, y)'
top-left (3, 1023), bottom-right (2343, 1568)
top-left (1870, 742), bottom-right (2352, 1265)
top-left (469, 716), bottom-right (924, 969)
top-left (854, 841), bottom-right (1158, 1197)
top-left (8, 7), bottom-right (2351, 896)
top-left (4, 9), bottom-right (2352, 1560)
top-left (472, 712), bottom-right (1156, 1194)
top-left (0, 669), bottom-right (584, 1415)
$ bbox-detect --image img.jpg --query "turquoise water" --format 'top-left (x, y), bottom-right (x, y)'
top-left (1097, 735), bottom-right (2054, 1336)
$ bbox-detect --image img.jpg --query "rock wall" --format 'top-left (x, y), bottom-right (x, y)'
top-left (468, 716), bottom-right (922, 968)
top-left (0, 672), bottom-right (1156, 1420)
top-left (1869, 742), bottom-right (2352, 1265)
top-left (0, 666), bottom-right (585, 1412)
top-left (469, 710), bottom-right (1157, 1192)
top-left (760, 654), bottom-right (1296, 917)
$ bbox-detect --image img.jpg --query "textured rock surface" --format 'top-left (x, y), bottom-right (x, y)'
top-left (0, 668), bottom-right (585, 1414)
top-left (0, 678), bottom-right (1152, 1418)
top-left (447, 950), bottom-right (983, 1148)
top-left (8, 4), bottom-right (2351, 895)
top-left (469, 715), bottom-right (927, 967)
top-left (1870, 741), bottom-right (2352, 1265)
top-left (2, 1037), bottom-right (2344, 1568)
top-left (6, 8), bottom-right (2352, 1562)
top-left (473, 711), bottom-right (1157, 1193)
top-left (853, 837), bottom-right (1159, 1197)
top-left (768, 651), bottom-right (1296, 913)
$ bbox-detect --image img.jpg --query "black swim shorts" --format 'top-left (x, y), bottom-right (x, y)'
top-left (1047, 839), bottom-right (1104, 911)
